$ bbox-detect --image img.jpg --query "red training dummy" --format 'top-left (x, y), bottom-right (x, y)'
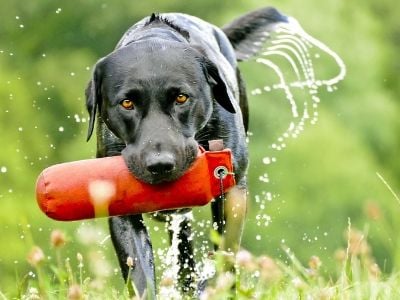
top-left (36, 148), bottom-right (235, 221)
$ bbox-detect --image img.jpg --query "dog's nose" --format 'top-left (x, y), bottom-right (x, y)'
top-left (146, 153), bottom-right (175, 175)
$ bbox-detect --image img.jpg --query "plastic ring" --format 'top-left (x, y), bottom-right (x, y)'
top-left (214, 166), bottom-right (228, 179)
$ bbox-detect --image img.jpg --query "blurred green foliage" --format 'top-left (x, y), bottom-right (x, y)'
top-left (1, 0), bottom-right (399, 295)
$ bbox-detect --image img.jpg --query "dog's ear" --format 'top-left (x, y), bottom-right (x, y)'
top-left (85, 60), bottom-right (103, 141)
top-left (203, 59), bottom-right (236, 114)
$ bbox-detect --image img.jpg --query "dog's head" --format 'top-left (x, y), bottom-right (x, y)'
top-left (86, 40), bottom-right (235, 184)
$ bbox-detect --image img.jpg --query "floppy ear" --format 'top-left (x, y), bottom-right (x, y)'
top-left (203, 59), bottom-right (236, 114)
top-left (85, 61), bottom-right (103, 141)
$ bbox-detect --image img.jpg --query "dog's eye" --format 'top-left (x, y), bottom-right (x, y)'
top-left (120, 99), bottom-right (134, 110)
top-left (175, 94), bottom-right (189, 104)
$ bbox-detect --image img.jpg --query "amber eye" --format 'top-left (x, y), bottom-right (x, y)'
top-left (175, 94), bottom-right (189, 104)
top-left (120, 99), bottom-right (134, 110)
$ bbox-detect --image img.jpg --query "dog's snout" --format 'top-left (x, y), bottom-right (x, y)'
top-left (146, 152), bottom-right (176, 175)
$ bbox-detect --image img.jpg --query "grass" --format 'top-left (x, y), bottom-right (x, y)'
top-left (2, 173), bottom-right (399, 299)
top-left (2, 221), bottom-right (400, 300)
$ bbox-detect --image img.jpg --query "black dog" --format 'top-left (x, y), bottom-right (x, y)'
top-left (85, 7), bottom-right (287, 296)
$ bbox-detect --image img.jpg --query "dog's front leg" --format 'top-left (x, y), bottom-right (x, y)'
top-left (109, 215), bottom-right (156, 297)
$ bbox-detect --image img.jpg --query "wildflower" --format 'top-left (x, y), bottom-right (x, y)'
top-left (27, 246), bottom-right (45, 267)
top-left (50, 229), bottom-right (66, 248)
top-left (77, 252), bottom-right (84, 267)
top-left (368, 263), bottom-right (381, 279)
top-left (77, 253), bottom-right (83, 261)
top-left (257, 255), bottom-right (282, 283)
top-left (235, 249), bottom-right (254, 270)
top-left (364, 201), bottom-right (382, 221)
top-left (334, 248), bottom-right (347, 263)
top-left (308, 255), bottom-right (322, 270)
top-left (292, 277), bottom-right (306, 290)
top-left (67, 284), bottom-right (83, 300)
top-left (346, 228), bottom-right (370, 256)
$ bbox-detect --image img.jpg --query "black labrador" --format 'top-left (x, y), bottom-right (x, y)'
top-left (85, 6), bottom-right (287, 296)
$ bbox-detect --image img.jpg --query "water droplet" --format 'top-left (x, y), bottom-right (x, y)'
top-left (258, 173), bottom-right (269, 183)
top-left (0, 166), bottom-right (7, 173)
top-left (263, 86), bottom-right (271, 92)
top-left (262, 157), bottom-right (275, 165)
top-left (265, 192), bottom-right (272, 201)
top-left (251, 88), bottom-right (262, 95)
top-left (56, 8), bottom-right (62, 14)
top-left (58, 126), bottom-right (64, 132)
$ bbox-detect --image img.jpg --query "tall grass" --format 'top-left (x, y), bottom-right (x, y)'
top-left (2, 221), bottom-right (400, 300)
top-left (2, 174), bottom-right (399, 299)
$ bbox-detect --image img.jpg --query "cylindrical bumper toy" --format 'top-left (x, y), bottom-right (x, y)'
top-left (36, 148), bottom-right (235, 221)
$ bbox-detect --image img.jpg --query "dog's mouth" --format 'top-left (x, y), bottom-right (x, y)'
top-left (126, 160), bottom-right (193, 185)
top-left (143, 169), bottom-right (184, 185)
top-left (122, 146), bottom-right (198, 185)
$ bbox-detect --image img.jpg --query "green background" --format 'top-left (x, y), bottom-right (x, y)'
top-left (1, 0), bottom-right (399, 293)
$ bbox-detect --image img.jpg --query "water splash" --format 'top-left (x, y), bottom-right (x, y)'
top-left (157, 213), bottom-right (216, 298)
top-left (158, 213), bottom-right (188, 299)
top-left (249, 17), bottom-right (346, 235)
top-left (251, 17), bottom-right (346, 157)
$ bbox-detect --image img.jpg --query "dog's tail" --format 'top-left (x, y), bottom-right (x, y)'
top-left (222, 7), bottom-right (288, 61)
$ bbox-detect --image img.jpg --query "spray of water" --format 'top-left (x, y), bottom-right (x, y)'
top-left (158, 212), bottom-right (191, 299)
top-left (252, 17), bottom-right (346, 157)
top-left (249, 17), bottom-right (346, 237)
